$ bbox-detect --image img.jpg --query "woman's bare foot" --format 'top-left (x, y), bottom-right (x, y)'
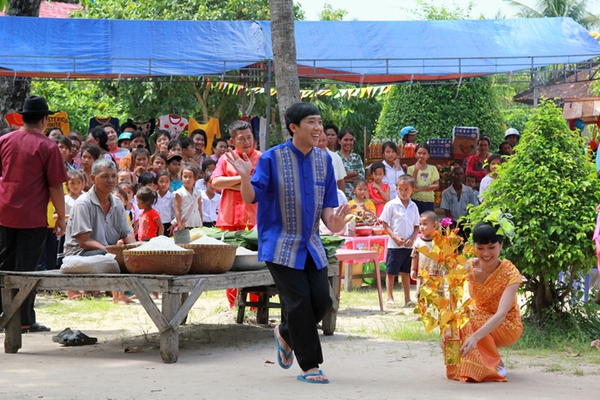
top-left (68, 290), bottom-right (82, 300)
top-left (114, 298), bottom-right (134, 305)
top-left (112, 291), bottom-right (135, 304)
top-left (83, 290), bottom-right (103, 298)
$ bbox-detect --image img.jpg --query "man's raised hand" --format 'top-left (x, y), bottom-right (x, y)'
top-left (224, 149), bottom-right (252, 178)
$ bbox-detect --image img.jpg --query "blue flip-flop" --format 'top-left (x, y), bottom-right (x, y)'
top-left (297, 370), bottom-right (329, 384)
top-left (274, 329), bottom-right (293, 369)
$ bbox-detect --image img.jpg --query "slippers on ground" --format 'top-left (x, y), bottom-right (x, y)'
top-left (59, 330), bottom-right (98, 346)
top-left (21, 322), bottom-right (51, 333)
top-left (52, 327), bottom-right (74, 343)
top-left (403, 300), bottom-right (417, 308)
top-left (297, 370), bottom-right (329, 384)
top-left (274, 329), bottom-right (293, 369)
top-left (386, 300), bottom-right (395, 309)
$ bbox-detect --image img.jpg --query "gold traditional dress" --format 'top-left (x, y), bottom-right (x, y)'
top-left (447, 259), bottom-right (522, 382)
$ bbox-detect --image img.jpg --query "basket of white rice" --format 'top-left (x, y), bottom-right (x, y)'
top-left (123, 236), bottom-right (193, 275)
top-left (105, 242), bottom-right (143, 273)
top-left (179, 235), bottom-right (237, 274)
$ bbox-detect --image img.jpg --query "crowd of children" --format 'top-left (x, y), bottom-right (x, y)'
top-left (43, 123), bottom-right (224, 301)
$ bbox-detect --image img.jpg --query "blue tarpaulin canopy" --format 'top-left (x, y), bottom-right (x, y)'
top-left (0, 16), bottom-right (599, 83)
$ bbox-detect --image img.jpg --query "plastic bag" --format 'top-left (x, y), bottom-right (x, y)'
top-left (363, 262), bottom-right (386, 286)
top-left (60, 253), bottom-right (120, 274)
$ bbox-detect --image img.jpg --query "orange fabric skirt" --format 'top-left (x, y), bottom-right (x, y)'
top-left (446, 318), bottom-right (523, 382)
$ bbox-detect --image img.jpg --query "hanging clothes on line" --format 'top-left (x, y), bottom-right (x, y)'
top-left (188, 117), bottom-right (220, 155)
top-left (4, 112), bottom-right (23, 129)
top-left (132, 118), bottom-right (156, 137)
top-left (89, 116), bottom-right (120, 133)
top-left (158, 114), bottom-right (188, 140)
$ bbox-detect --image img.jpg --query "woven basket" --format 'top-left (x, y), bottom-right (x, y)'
top-left (179, 243), bottom-right (236, 274)
top-left (122, 249), bottom-right (194, 275)
top-left (105, 243), bottom-right (143, 273)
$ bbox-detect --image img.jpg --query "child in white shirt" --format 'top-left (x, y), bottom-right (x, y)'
top-left (155, 170), bottom-right (175, 234)
top-left (201, 172), bottom-right (220, 227)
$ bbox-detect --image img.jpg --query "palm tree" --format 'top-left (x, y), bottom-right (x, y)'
top-left (270, 0), bottom-right (300, 142)
top-left (503, 0), bottom-right (599, 29)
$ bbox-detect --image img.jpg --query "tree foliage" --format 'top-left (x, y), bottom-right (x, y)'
top-left (319, 2), bottom-right (348, 21)
top-left (32, 80), bottom-right (127, 134)
top-left (405, 0), bottom-right (476, 20)
top-left (74, 0), bottom-right (305, 20)
top-left (312, 85), bottom-right (383, 156)
top-left (465, 99), bottom-right (600, 321)
top-left (503, 0), bottom-right (599, 29)
top-left (375, 80), bottom-right (504, 145)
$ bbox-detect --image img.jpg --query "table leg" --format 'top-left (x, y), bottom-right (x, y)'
top-left (372, 257), bottom-right (384, 311)
top-left (160, 292), bottom-right (180, 364)
top-left (344, 261), bottom-right (352, 292)
top-left (337, 262), bottom-right (343, 299)
top-left (2, 288), bottom-right (21, 353)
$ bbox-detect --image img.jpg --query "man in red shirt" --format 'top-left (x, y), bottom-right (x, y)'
top-left (0, 96), bottom-right (68, 333)
top-left (211, 120), bottom-right (261, 308)
top-left (211, 120), bottom-right (261, 231)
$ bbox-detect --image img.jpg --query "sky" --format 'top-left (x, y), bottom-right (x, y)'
top-left (297, 0), bottom-right (600, 21)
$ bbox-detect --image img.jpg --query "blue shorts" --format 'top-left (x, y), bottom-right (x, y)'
top-left (412, 199), bottom-right (435, 215)
top-left (385, 248), bottom-right (413, 275)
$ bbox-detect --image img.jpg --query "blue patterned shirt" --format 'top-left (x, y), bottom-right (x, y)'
top-left (251, 140), bottom-right (338, 270)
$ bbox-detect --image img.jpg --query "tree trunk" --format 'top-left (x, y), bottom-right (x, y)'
top-left (0, 0), bottom-right (41, 129)
top-left (0, 79), bottom-right (30, 129)
top-left (270, 0), bottom-right (300, 143)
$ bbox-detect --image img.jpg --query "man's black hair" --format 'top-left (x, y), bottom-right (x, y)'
top-left (285, 102), bottom-right (320, 137)
top-left (323, 123), bottom-right (339, 135)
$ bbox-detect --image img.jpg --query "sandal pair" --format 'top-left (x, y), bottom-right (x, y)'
top-left (56, 329), bottom-right (98, 346)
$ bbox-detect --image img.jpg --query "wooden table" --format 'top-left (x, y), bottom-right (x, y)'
top-left (0, 266), bottom-right (339, 364)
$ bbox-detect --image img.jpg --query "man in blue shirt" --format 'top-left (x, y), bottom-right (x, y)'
top-left (225, 103), bottom-right (350, 384)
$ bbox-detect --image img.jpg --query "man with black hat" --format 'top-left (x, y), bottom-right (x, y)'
top-left (0, 96), bottom-right (68, 333)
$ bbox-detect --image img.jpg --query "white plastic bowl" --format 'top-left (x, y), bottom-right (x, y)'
top-left (231, 251), bottom-right (265, 271)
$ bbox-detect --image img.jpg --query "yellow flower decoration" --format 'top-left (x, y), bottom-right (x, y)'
top-left (415, 223), bottom-right (472, 337)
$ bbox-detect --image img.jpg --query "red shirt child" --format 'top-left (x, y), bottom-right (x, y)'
top-left (367, 162), bottom-right (390, 217)
top-left (136, 187), bottom-right (164, 241)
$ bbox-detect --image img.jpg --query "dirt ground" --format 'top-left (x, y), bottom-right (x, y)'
top-left (1, 296), bottom-right (599, 400)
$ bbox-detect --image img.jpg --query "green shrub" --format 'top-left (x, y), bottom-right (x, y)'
top-left (465, 99), bottom-right (600, 327)
top-left (375, 79), bottom-right (504, 146)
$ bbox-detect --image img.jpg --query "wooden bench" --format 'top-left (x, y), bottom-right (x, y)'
top-left (0, 265), bottom-right (339, 364)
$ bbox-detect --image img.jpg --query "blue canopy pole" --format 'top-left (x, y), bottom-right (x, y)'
top-left (264, 60), bottom-right (272, 151)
